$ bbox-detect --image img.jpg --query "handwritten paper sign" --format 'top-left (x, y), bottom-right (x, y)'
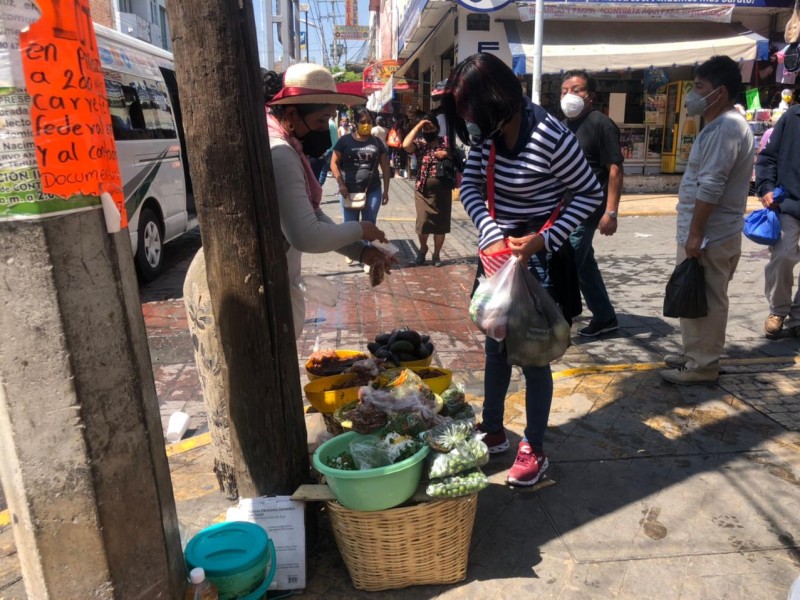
top-left (19, 0), bottom-right (126, 227)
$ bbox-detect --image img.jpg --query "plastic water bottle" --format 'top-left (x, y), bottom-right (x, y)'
top-left (773, 185), bottom-right (786, 204)
top-left (184, 567), bottom-right (219, 600)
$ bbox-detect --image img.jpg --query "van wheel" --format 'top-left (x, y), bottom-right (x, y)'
top-left (136, 208), bottom-right (164, 281)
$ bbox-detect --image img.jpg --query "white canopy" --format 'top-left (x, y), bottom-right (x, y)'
top-left (505, 21), bottom-right (769, 75)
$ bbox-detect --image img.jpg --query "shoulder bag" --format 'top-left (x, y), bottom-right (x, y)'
top-left (478, 144), bottom-right (561, 277)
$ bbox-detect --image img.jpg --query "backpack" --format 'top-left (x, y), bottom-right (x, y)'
top-left (386, 128), bottom-right (402, 148)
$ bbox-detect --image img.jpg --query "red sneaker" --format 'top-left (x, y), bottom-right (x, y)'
top-left (476, 422), bottom-right (510, 454)
top-left (507, 441), bottom-right (548, 486)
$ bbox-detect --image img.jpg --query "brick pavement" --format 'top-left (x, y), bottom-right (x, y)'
top-left (135, 176), bottom-right (800, 435)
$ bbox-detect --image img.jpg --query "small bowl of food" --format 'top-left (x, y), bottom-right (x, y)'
top-left (305, 349), bottom-right (369, 380)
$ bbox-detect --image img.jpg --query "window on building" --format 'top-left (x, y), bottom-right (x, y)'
top-left (119, 0), bottom-right (133, 13)
top-left (151, 1), bottom-right (159, 23)
top-left (160, 6), bottom-right (168, 48)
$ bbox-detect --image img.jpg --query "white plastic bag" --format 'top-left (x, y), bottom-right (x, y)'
top-left (504, 261), bottom-right (571, 367)
top-left (469, 256), bottom-right (517, 341)
top-left (296, 275), bottom-right (338, 307)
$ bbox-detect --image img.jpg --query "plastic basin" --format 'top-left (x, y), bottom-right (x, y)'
top-left (304, 373), bottom-right (371, 414)
top-left (305, 350), bottom-right (368, 380)
top-left (184, 521), bottom-right (276, 600)
top-left (313, 431), bottom-right (430, 511)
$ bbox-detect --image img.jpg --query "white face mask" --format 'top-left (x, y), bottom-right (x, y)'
top-left (684, 87), bottom-right (720, 117)
top-left (561, 93), bottom-right (585, 119)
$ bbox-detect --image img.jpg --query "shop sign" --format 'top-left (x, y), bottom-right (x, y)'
top-left (519, 3), bottom-right (734, 21)
top-left (363, 60), bottom-right (418, 91)
top-left (455, 0), bottom-right (513, 13)
top-left (345, 0), bottom-right (358, 27)
top-left (334, 25), bottom-right (370, 40)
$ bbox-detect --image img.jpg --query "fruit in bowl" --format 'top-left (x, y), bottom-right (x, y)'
top-left (367, 329), bottom-right (434, 366)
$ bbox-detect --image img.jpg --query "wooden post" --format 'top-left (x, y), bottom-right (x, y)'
top-left (165, 0), bottom-right (309, 496)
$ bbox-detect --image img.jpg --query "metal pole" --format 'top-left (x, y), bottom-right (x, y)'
top-left (305, 12), bottom-right (310, 61)
top-left (532, 0), bottom-right (544, 104)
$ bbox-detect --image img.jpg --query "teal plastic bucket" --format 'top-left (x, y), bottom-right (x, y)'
top-left (185, 521), bottom-right (277, 600)
top-left (313, 431), bottom-right (430, 511)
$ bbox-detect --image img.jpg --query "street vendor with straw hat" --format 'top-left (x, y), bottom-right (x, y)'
top-left (262, 63), bottom-right (394, 337)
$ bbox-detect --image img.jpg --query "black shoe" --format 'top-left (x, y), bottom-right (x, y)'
top-left (415, 247), bottom-right (428, 265)
top-left (432, 254), bottom-right (442, 267)
top-left (578, 318), bottom-right (619, 337)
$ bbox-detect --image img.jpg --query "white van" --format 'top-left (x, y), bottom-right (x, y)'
top-left (95, 24), bottom-right (196, 280)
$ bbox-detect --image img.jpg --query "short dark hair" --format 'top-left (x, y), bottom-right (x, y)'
top-left (561, 69), bottom-right (596, 94)
top-left (354, 107), bottom-right (373, 124)
top-left (695, 55), bottom-right (741, 100)
top-left (376, 116), bottom-right (386, 127)
top-left (441, 53), bottom-right (522, 146)
top-left (422, 112), bottom-right (440, 135)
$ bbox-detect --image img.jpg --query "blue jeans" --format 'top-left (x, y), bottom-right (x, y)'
top-left (341, 187), bottom-right (382, 224)
top-left (318, 152), bottom-right (332, 185)
top-left (569, 207), bottom-right (616, 323)
top-left (482, 252), bottom-right (553, 452)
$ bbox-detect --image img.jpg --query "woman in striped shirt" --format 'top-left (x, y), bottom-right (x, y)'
top-left (442, 53), bottom-right (604, 486)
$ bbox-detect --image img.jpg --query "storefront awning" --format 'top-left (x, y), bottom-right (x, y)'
top-left (505, 21), bottom-right (770, 75)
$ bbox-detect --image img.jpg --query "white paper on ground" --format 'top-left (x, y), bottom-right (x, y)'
top-left (228, 496), bottom-right (306, 591)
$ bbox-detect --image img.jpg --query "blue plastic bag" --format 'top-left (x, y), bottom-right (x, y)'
top-left (743, 208), bottom-right (781, 246)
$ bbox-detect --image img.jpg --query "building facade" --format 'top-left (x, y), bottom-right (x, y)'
top-left (90, 0), bottom-right (172, 51)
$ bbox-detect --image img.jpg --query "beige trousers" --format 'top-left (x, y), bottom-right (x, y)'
top-left (676, 235), bottom-right (741, 373)
top-left (765, 212), bottom-right (800, 327)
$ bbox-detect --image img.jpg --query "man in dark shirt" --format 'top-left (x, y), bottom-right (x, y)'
top-left (561, 70), bottom-right (624, 337)
top-left (755, 104), bottom-right (800, 338)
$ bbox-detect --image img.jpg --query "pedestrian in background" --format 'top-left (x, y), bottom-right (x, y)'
top-left (560, 69), bottom-right (624, 338)
top-left (755, 102), bottom-right (800, 338)
top-left (330, 108), bottom-right (391, 269)
top-left (371, 115), bottom-right (388, 144)
top-left (660, 55), bottom-right (754, 385)
top-left (402, 113), bottom-right (458, 267)
top-left (442, 53), bottom-right (603, 486)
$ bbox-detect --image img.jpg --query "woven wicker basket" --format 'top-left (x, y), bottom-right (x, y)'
top-left (326, 493), bottom-right (478, 591)
top-left (322, 413), bottom-right (344, 436)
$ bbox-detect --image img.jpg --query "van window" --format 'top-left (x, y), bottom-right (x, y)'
top-left (104, 71), bottom-right (177, 141)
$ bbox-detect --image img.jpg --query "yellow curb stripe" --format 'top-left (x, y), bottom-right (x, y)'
top-left (552, 355), bottom-right (800, 381)
top-left (0, 433), bottom-right (215, 527)
top-left (165, 432), bottom-right (213, 457)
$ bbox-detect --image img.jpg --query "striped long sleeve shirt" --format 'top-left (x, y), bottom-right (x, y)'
top-left (460, 100), bottom-right (604, 253)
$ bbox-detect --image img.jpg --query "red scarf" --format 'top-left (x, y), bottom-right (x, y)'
top-left (266, 112), bottom-right (322, 210)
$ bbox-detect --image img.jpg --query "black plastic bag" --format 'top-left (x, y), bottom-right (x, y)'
top-left (663, 258), bottom-right (707, 319)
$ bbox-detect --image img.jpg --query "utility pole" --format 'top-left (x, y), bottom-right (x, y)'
top-left (165, 0), bottom-right (309, 497)
top-left (0, 2), bottom-right (185, 597)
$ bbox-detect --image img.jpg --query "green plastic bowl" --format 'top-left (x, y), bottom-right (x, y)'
top-left (313, 431), bottom-right (430, 511)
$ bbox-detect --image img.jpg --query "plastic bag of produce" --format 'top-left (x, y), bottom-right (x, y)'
top-left (504, 261), bottom-right (571, 367)
top-left (426, 468), bottom-right (489, 498)
top-left (349, 436), bottom-right (392, 470)
top-left (469, 257), bottom-right (517, 341)
top-left (428, 437), bottom-right (489, 478)
top-left (424, 420), bottom-right (474, 453)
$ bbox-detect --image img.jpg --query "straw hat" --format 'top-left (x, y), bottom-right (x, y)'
top-left (269, 63), bottom-right (365, 106)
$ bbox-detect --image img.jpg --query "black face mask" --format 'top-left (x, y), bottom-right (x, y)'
top-left (300, 129), bottom-right (332, 159)
top-left (422, 132), bottom-right (439, 142)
